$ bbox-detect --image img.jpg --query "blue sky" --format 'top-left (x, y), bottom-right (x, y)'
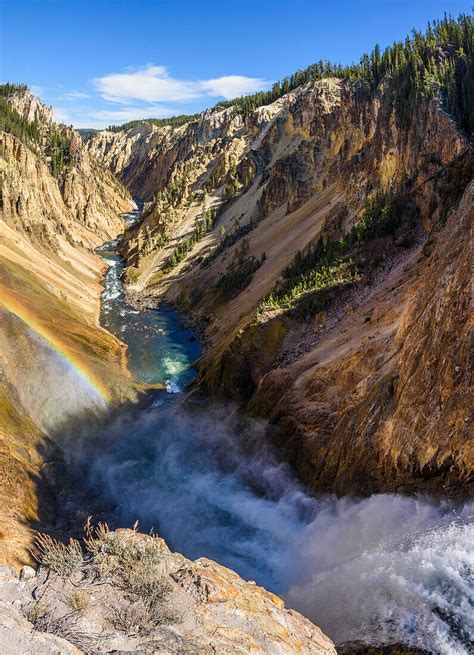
top-left (1, 0), bottom-right (471, 129)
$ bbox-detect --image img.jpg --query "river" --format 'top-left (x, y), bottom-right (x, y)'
top-left (82, 211), bottom-right (473, 654)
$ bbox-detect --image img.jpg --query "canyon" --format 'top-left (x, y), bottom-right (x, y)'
top-left (88, 75), bottom-right (473, 497)
top-left (0, 87), bottom-right (337, 654)
top-left (0, 16), bottom-right (473, 654)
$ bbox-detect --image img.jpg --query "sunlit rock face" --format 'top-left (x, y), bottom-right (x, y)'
top-left (89, 77), bottom-right (473, 496)
top-left (0, 89), bottom-right (135, 565)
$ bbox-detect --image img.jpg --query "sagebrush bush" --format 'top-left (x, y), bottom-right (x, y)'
top-left (34, 533), bottom-right (83, 576)
top-left (34, 520), bottom-right (179, 637)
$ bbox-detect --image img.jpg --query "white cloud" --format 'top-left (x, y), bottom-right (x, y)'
top-left (93, 64), bottom-right (271, 104)
top-left (93, 105), bottom-right (179, 122)
top-left (70, 105), bottom-right (180, 130)
top-left (94, 65), bottom-right (199, 104)
top-left (64, 91), bottom-right (90, 99)
top-left (53, 108), bottom-right (71, 123)
top-left (201, 75), bottom-right (269, 99)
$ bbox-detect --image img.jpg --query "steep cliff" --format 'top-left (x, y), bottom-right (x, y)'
top-left (89, 61), bottom-right (473, 496)
top-left (0, 88), bottom-right (135, 565)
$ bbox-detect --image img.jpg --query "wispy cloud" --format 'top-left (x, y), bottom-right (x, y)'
top-left (64, 91), bottom-right (90, 99)
top-left (92, 105), bottom-right (180, 122)
top-left (53, 108), bottom-right (71, 124)
top-left (201, 75), bottom-right (270, 98)
top-left (48, 64), bottom-right (271, 129)
top-left (67, 105), bottom-right (181, 130)
top-left (93, 64), bottom-right (271, 104)
top-left (30, 84), bottom-right (44, 97)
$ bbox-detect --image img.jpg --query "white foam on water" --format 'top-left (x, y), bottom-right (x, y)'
top-left (74, 403), bottom-right (472, 655)
top-left (165, 376), bottom-right (182, 393)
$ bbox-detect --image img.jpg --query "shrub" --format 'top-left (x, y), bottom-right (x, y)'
top-left (68, 590), bottom-right (89, 613)
top-left (83, 520), bottom-right (179, 633)
top-left (259, 189), bottom-right (419, 317)
top-left (34, 534), bottom-right (83, 576)
top-left (108, 596), bottom-right (178, 635)
top-left (217, 239), bottom-right (265, 299)
top-left (165, 206), bottom-right (218, 272)
top-left (27, 605), bottom-right (100, 655)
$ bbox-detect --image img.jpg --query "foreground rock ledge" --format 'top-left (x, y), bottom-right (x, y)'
top-left (0, 529), bottom-right (335, 655)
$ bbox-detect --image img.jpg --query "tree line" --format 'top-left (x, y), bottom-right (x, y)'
top-left (106, 113), bottom-right (201, 133)
top-left (103, 14), bottom-right (472, 137)
top-left (218, 14), bottom-right (473, 134)
top-left (0, 83), bottom-right (72, 179)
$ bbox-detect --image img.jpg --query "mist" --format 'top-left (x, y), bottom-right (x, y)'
top-left (3, 328), bottom-right (107, 433)
top-left (60, 398), bottom-right (473, 655)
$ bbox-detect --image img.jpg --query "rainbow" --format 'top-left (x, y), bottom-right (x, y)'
top-left (0, 287), bottom-right (112, 404)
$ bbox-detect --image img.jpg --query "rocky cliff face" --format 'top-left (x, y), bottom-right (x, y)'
top-left (90, 77), bottom-right (473, 496)
top-left (0, 90), bottom-right (135, 565)
top-left (0, 527), bottom-right (335, 655)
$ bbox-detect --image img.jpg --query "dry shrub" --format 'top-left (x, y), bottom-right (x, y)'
top-left (34, 520), bottom-right (179, 638)
top-left (27, 603), bottom-right (101, 655)
top-left (34, 533), bottom-right (83, 576)
top-left (27, 602), bottom-right (50, 625)
top-left (108, 596), bottom-right (178, 635)
top-left (68, 590), bottom-right (89, 613)
top-left (83, 517), bottom-right (111, 555)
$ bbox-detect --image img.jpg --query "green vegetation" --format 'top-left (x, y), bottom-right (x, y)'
top-left (217, 239), bottom-right (265, 300)
top-left (105, 15), bottom-right (472, 136)
top-left (0, 94), bottom-right (41, 151)
top-left (260, 260), bottom-right (359, 317)
top-left (47, 130), bottom-right (72, 178)
top-left (223, 176), bottom-right (240, 200)
top-left (259, 190), bottom-right (418, 317)
top-left (106, 112), bottom-right (200, 133)
top-left (165, 206), bottom-right (218, 270)
top-left (77, 128), bottom-right (99, 140)
top-left (219, 14), bottom-right (473, 133)
top-left (0, 82), bottom-right (28, 98)
top-left (0, 82), bottom-right (73, 179)
top-left (111, 14), bottom-right (474, 134)
top-left (141, 230), bottom-right (170, 257)
top-left (201, 217), bottom-right (257, 268)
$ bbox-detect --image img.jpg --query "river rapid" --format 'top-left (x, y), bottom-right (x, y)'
top-left (79, 210), bottom-right (473, 655)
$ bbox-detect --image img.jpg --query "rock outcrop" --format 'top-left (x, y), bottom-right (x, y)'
top-left (0, 528), bottom-right (336, 655)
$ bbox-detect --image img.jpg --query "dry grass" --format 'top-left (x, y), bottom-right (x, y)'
top-left (68, 590), bottom-right (89, 613)
top-left (32, 521), bottom-right (180, 638)
top-left (108, 596), bottom-right (177, 635)
top-left (34, 533), bottom-right (83, 576)
top-left (84, 519), bottom-right (179, 633)
top-left (28, 604), bottom-right (103, 655)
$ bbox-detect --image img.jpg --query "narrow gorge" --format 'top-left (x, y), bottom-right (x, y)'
top-left (0, 12), bottom-right (473, 655)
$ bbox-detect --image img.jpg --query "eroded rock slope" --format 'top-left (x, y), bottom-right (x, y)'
top-left (0, 88), bottom-right (135, 564)
top-left (90, 75), bottom-right (473, 496)
top-left (0, 527), bottom-right (335, 655)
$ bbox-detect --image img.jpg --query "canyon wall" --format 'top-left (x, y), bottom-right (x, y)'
top-left (89, 77), bottom-right (473, 496)
top-left (0, 90), bottom-right (134, 565)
